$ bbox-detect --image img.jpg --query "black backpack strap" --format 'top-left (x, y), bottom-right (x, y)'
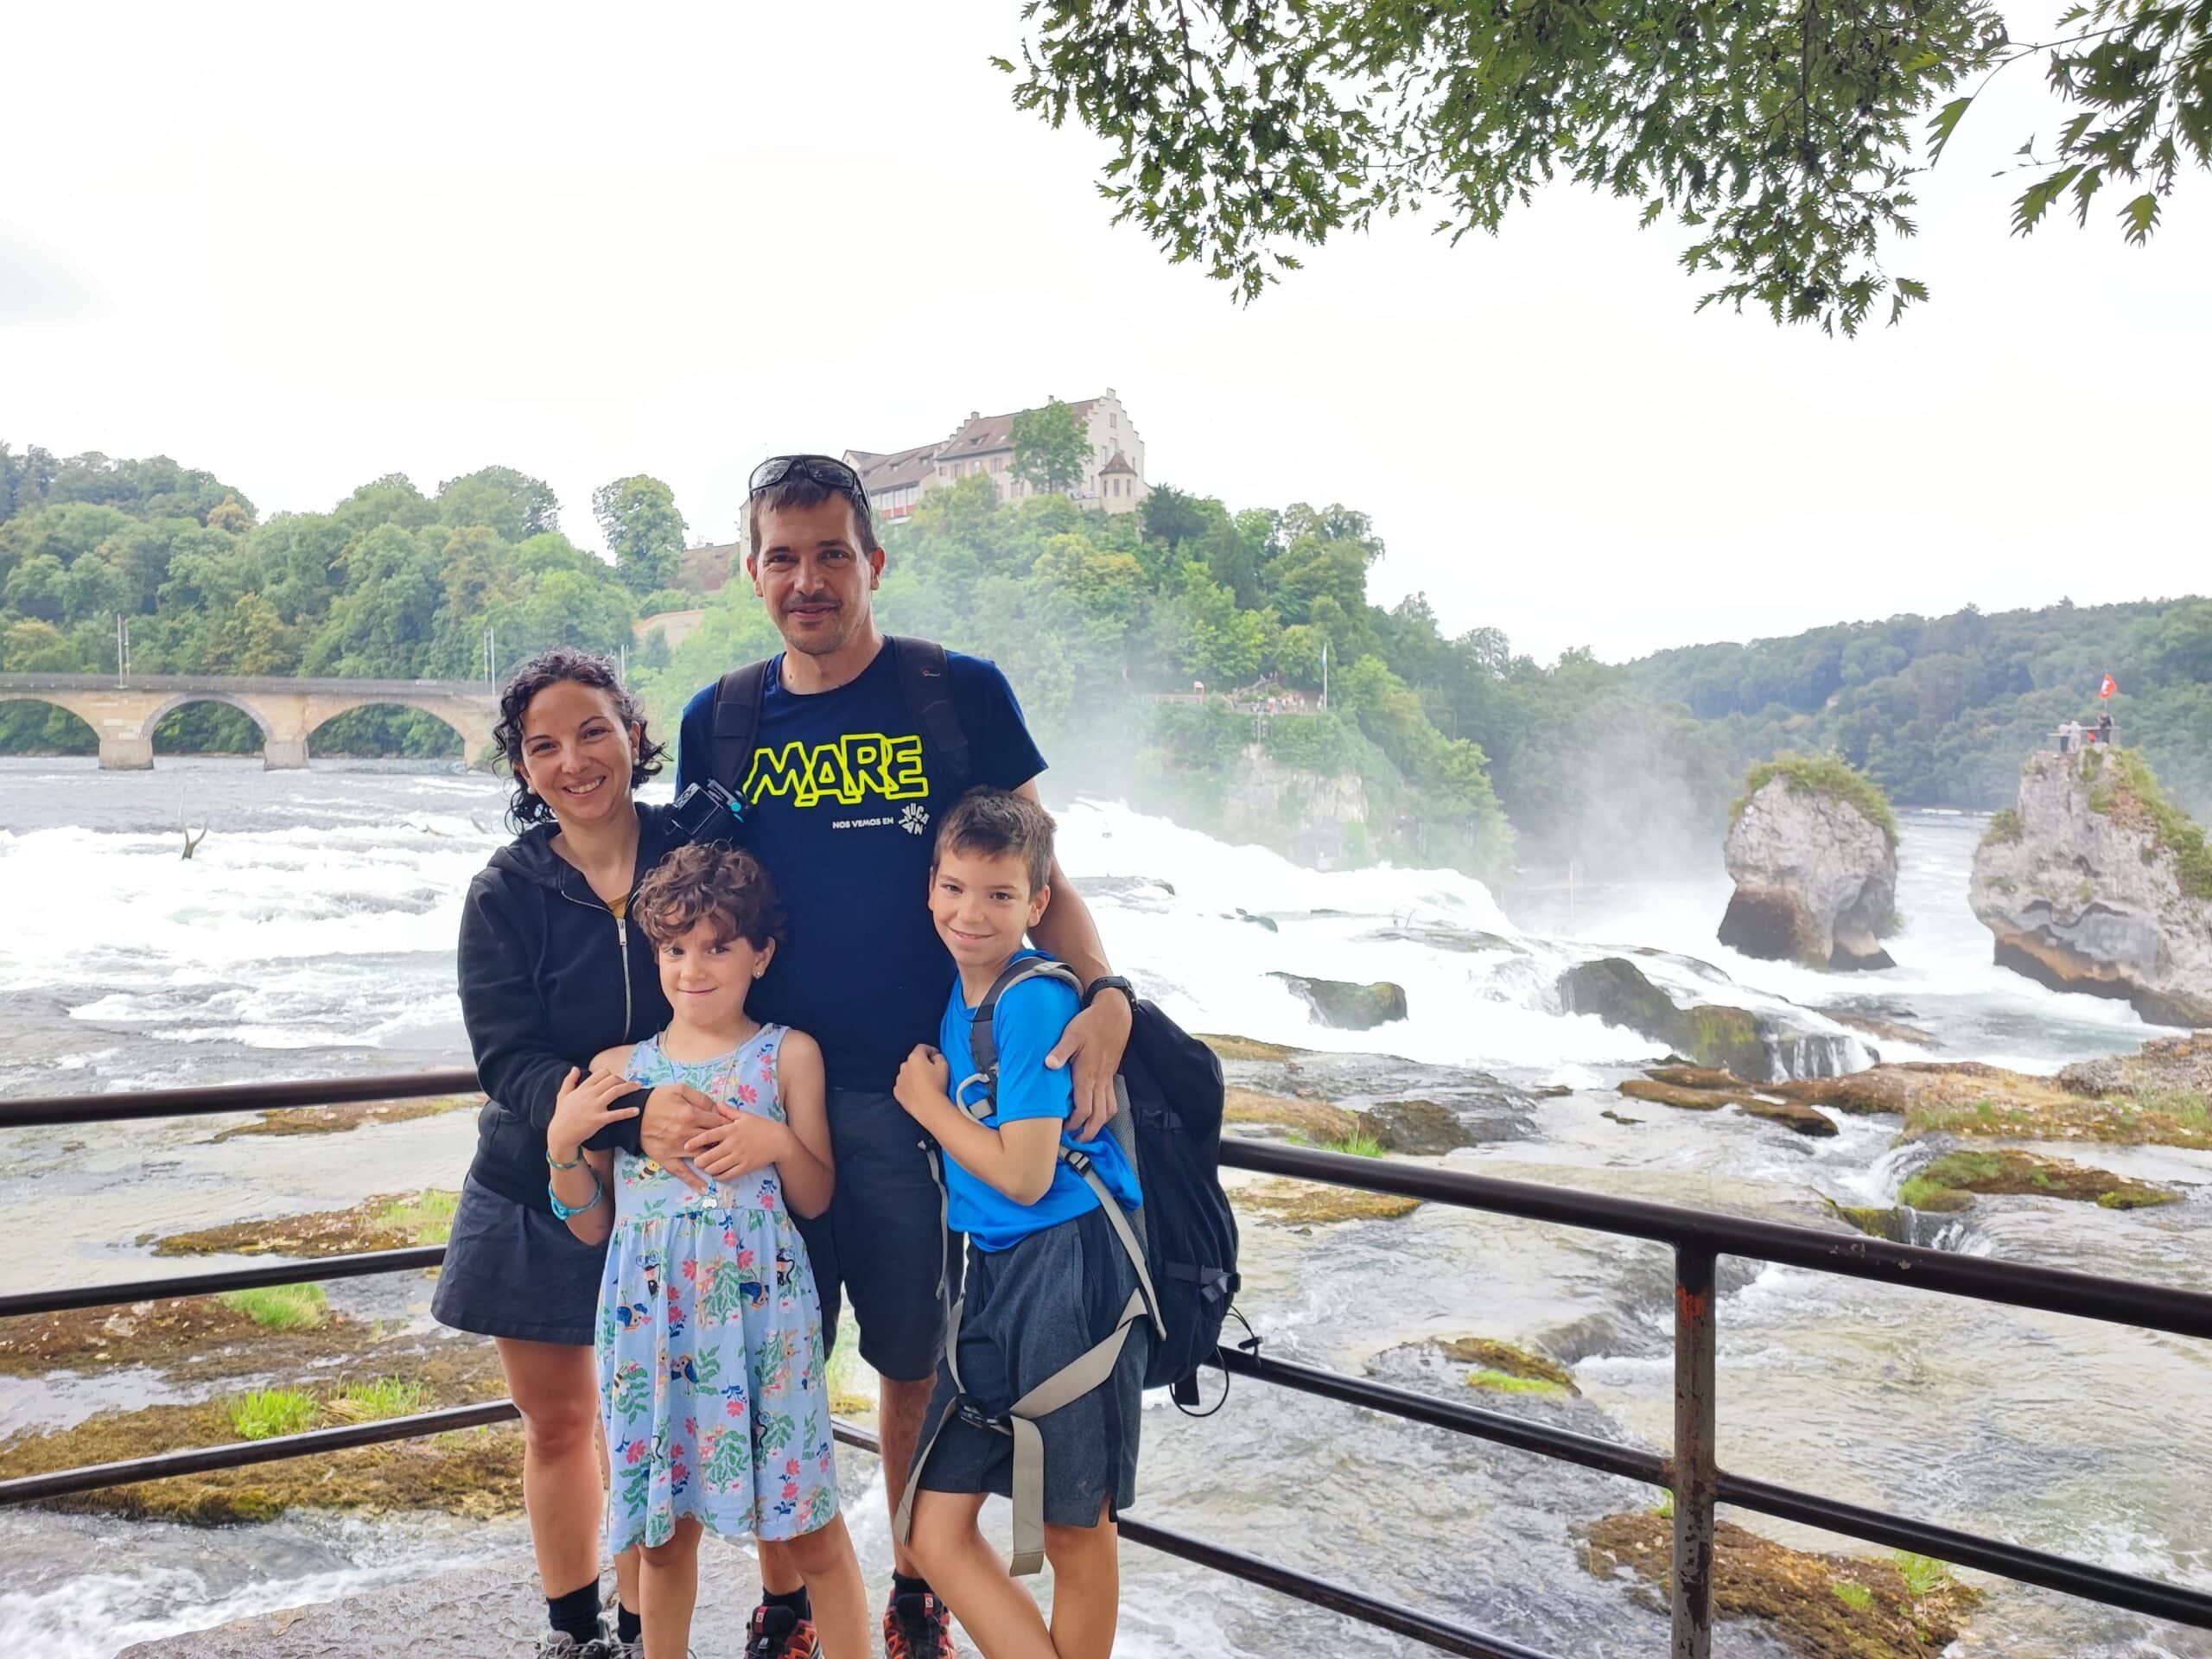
top-left (709, 660), bottom-right (772, 792)
top-left (957, 957), bottom-right (1082, 1109)
top-left (889, 635), bottom-right (971, 785)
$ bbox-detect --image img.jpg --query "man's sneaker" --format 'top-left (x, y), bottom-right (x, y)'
top-left (747, 1603), bottom-right (822, 1659)
top-left (536, 1634), bottom-right (615, 1658)
top-left (882, 1590), bottom-right (956, 1659)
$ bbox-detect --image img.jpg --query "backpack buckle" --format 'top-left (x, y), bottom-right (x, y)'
top-left (1062, 1147), bottom-right (1094, 1176)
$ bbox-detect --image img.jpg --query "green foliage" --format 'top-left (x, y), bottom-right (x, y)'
top-left (1289, 1127), bottom-right (1386, 1159)
top-left (2088, 746), bottom-right (2212, 899)
top-left (373, 1190), bottom-right (461, 1247)
top-left (1831, 1580), bottom-right (1875, 1612)
top-left (226, 1388), bottom-right (318, 1441)
top-left (1892, 1552), bottom-right (1955, 1599)
top-left (1983, 808), bottom-right (2024, 845)
top-left (593, 475), bottom-right (688, 595)
top-left (1008, 397), bottom-right (1090, 495)
top-left (0, 447), bottom-right (645, 758)
top-left (325, 1376), bottom-right (428, 1423)
top-left (1000, 3), bottom-right (2204, 332)
top-left (1735, 752), bottom-right (1900, 849)
top-left (216, 1283), bottom-right (327, 1332)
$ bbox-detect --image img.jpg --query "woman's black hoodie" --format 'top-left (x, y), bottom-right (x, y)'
top-left (457, 803), bottom-right (683, 1209)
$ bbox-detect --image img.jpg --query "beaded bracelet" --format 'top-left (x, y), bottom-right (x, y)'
top-left (549, 1170), bottom-right (603, 1220)
top-left (548, 1147), bottom-right (584, 1171)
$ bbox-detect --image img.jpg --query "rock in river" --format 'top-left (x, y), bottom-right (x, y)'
top-left (1970, 747), bottom-right (2212, 1027)
top-left (1363, 1097), bottom-right (1474, 1154)
top-left (1268, 971), bottom-right (1408, 1029)
top-left (1719, 762), bottom-right (1900, 970)
top-left (1555, 957), bottom-right (1846, 1083)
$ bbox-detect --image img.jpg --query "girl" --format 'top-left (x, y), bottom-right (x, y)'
top-left (548, 842), bottom-right (868, 1659)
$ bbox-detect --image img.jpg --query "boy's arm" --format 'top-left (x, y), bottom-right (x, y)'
top-left (894, 1047), bottom-right (1061, 1206)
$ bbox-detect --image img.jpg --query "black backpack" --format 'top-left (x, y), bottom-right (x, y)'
top-left (960, 957), bottom-right (1243, 1407)
top-left (706, 634), bottom-right (969, 794)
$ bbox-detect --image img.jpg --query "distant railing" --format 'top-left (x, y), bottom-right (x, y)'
top-left (3, 1072), bottom-right (2209, 1658)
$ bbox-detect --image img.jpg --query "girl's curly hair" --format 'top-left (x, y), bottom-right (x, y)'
top-left (634, 842), bottom-right (785, 950)
top-left (493, 646), bottom-right (667, 831)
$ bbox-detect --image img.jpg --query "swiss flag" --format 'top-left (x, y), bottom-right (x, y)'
top-left (2100, 674), bottom-right (2118, 701)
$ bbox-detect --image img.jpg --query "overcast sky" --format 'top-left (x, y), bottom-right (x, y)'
top-left (5, 3), bottom-right (2206, 664)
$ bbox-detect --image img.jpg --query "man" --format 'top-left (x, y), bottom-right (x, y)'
top-left (645, 454), bottom-right (1134, 1659)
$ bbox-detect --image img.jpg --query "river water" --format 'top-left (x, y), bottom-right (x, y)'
top-left (1, 759), bottom-right (2206, 1657)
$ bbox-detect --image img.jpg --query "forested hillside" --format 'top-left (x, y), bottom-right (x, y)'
top-left (6, 440), bottom-right (2204, 879)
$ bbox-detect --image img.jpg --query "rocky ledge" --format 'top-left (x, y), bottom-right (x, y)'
top-left (1970, 747), bottom-right (2212, 1027)
top-left (1719, 759), bottom-right (1901, 971)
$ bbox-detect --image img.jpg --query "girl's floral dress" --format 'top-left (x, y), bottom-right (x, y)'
top-left (598, 1024), bottom-right (839, 1552)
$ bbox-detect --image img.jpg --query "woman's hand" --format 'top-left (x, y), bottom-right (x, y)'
top-left (548, 1067), bottom-right (639, 1165)
top-left (640, 1081), bottom-right (726, 1193)
top-left (683, 1106), bottom-right (793, 1184)
top-left (894, 1045), bottom-right (951, 1122)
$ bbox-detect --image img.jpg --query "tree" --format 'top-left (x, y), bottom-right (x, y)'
top-left (1008, 398), bottom-right (1090, 495)
top-left (998, 2), bottom-right (2209, 334)
top-left (593, 474), bottom-right (688, 596)
top-left (1139, 483), bottom-right (1211, 548)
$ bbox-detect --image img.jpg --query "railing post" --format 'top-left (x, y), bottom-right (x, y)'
top-left (1671, 1246), bottom-right (1717, 1659)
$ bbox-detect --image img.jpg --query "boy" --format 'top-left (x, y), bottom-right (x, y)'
top-left (890, 789), bottom-right (1147, 1659)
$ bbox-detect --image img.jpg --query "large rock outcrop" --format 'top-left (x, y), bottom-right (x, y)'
top-left (1969, 749), bottom-right (2212, 1027)
top-left (1554, 957), bottom-right (1868, 1082)
top-left (1719, 768), bottom-right (1898, 970)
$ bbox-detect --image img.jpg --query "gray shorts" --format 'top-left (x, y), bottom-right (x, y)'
top-left (793, 1088), bottom-right (953, 1383)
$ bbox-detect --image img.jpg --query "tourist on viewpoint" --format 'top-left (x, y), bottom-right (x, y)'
top-left (614, 454), bottom-right (1136, 1659)
top-left (438, 648), bottom-right (728, 1656)
top-left (547, 842), bottom-right (869, 1659)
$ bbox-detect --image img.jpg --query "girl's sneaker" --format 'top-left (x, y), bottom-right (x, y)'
top-left (536, 1635), bottom-right (615, 1658)
top-left (882, 1590), bottom-right (956, 1659)
top-left (745, 1603), bottom-right (822, 1658)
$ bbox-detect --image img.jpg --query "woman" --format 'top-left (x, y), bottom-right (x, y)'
top-left (434, 646), bottom-right (709, 1659)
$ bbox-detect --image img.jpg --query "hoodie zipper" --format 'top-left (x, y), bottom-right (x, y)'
top-left (562, 888), bottom-right (634, 1035)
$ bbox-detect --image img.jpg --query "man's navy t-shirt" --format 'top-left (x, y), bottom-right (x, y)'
top-left (674, 639), bottom-right (1047, 1093)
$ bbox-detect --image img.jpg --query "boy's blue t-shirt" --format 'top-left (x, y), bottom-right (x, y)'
top-left (674, 641), bottom-right (1047, 1093)
top-left (937, 952), bottom-right (1142, 1253)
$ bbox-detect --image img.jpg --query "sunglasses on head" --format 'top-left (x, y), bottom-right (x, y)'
top-left (748, 454), bottom-right (868, 501)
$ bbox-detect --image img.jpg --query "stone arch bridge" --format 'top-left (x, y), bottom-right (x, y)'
top-left (0, 674), bottom-right (500, 770)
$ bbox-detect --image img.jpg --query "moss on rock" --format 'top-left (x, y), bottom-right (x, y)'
top-left (153, 1190), bottom-right (461, 1258)
top-left (209, 1095), bottom-right (481, 1142)
top-left (1224, 1088), bottom-right (1363, 1144)
top-left (1618, 1076), bottom-right (1837, 1136)
top-left (0, 1294), bottom-right (366, 1380)
top-left (1234, 1178), bottom-right (1421, 1224)
top-left (1437, 1337), bottom-right (1579, 1395)
top-left (1897, 1148), bottom-right (2175, 1213)
top-left (1580, 1511), bottom-right (1977, 1659)
top-left (1198, 1033), bottom-right (1303, 1062)
top-left (1771, 1063), bottom-right (2212, 1151)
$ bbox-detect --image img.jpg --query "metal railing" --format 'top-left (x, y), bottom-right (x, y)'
top-left (4, 1071), bottom-right (2210, 1659)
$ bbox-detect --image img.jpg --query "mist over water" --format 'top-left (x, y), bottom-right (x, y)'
top-left (1, 759), bottom-right (2206, 1657)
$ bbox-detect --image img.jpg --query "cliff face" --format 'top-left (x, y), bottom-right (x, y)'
top-left (1969, 749), bottom-right (2212, 1027)
top-left (1719, 777), bottom-right (1898, 970)
top-left (1217, 745), bottom-right (1370, 866)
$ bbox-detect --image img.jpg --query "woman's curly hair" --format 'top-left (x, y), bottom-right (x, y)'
top-left (493, 646), bottom-right (667, 831)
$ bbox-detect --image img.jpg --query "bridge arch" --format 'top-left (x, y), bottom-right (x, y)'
top-left (0, 695), bottom-right (99, 758)
top-left (308, 702), bottom-right (469, 760)
top-left (146, 692), bottom-right (273, 760)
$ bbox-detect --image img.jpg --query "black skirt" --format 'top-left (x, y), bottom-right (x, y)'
top-left (430, 1173), bottom-right (607, 1346)
top-left (912, 1202), bottom-right (1147, 1528)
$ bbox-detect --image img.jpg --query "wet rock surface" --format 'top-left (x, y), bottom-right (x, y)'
top-left (1267, 971), bottom-right (1408, 1029)
top-left (1579, 1512), bottom-right (1979, 1658)
top-left (1362, 1097), bottom-right (1476, 1154)
top-left (151, 1190), bottom-right (457, 1259)
top-left (1555, 957), bottom-right (1847, 1083)
top-left (1617, 1071), bottom-right (1838, 1137)
top-left (1970, 748), bottom-right (2212, 1027)
top-left (1721, 773), bottom-right (1900, 971)
top-left (2058, 1031), bottom-right (2212, 1098)
top-left (1897, 1147), bottom-right (2177, 1212)
top-left (207, 1094), bottom-right (480, 1143)
top-left (1232, 1175), bottom-right (1421, 1224)
top-left (1771, 1061), bottom-right (2212, 1149)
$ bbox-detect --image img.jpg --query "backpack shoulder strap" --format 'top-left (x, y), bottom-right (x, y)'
top-left (709, 659), bottom-right (772, 792)
top-left (889, 635), bottom-right (971, 784)
top-left (962, 957), bottom-right (1082, 1098)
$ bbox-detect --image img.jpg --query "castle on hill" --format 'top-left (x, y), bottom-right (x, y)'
top-left (844, 390), bottom-right (1148, 524)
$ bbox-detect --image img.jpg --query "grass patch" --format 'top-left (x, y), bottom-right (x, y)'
top-left (227, 1388), bottom-right (317, 1440)
top-left (1830, 1580), bottom-right (1874, 1611)
top-left (1893, 1551), bottom-right (1955, 1599)
top-left (1900, 1147), bottom-right (2173, 1212)
top-left (374, 1190), bottom-right (461, 1246)
top-left (214, 1282), bottom-right (327, 1331)
top-left (324, 1377), bottom-right (428, 1423)
top-left (1465, 1368), bottom-right (1569, 1396)
top-left (2084, 747), bottom-right (2212, 899)
top-left (1734, 751), bottom-right (1898, 849)
top-left (1651, 1491), bottom-right (1675, 1520)
top-left (1289, 1128), bottom-right (1387, 1159)
top-left (1982, 807), bottom-right (2024, 846)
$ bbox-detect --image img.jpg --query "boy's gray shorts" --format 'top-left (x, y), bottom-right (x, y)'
top-left (792, 1087), bottom-right (953, 1383)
